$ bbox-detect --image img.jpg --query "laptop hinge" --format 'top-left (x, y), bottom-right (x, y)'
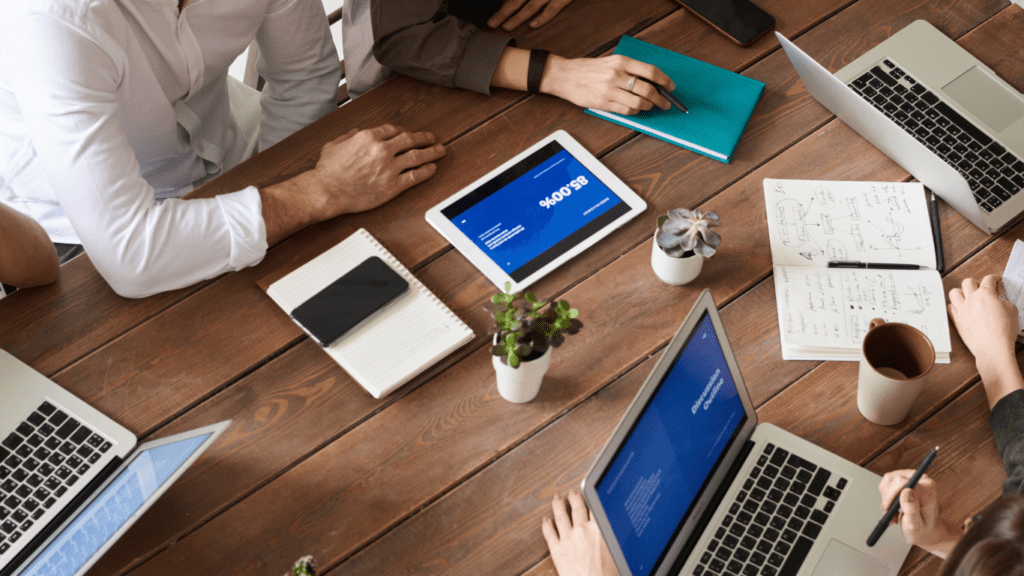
top-left (1, 456), bottom-right (123, 576)
top-left (667, 439), bottom-right (755, 576)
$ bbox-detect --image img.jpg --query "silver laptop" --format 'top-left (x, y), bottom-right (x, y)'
top-left (582, 291), bottom-right (910, 576)
top-left (776, 21), bottom-right (1024, 234)
top-left (0, 349), bottom-right (228, 576)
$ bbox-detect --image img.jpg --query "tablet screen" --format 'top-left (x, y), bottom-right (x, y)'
top-left (441, 140), bottom-right (631, 282)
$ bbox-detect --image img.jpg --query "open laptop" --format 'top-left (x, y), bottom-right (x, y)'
top-left (0, 349), bottom-right (229, 576)
top-left (582, 291), bottom-right (910, 576)
top-left (775, 21), bottom-right (1024, 234)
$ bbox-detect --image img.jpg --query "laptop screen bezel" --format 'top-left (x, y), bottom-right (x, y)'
top-left (10, 420), bottom-right (231, 576)
top-left (580, 290), bottom-right (759, 576)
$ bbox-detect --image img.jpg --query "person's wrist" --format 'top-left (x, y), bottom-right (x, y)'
top-left (538, 54), bottom-right (568, 99)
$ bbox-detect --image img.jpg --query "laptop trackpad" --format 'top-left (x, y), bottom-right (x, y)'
top-left (943, 66), bottom-right (1024, 133)
top-left (810, 539), bottom-right (888, 576)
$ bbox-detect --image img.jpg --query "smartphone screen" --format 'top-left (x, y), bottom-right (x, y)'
top-left (674, 0), bottom-right (774, 46)
top-left (290, 257), bottom-right (409, 347)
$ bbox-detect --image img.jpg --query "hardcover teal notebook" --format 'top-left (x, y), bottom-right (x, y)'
top-left (586, 36), bottom-right (765, 163)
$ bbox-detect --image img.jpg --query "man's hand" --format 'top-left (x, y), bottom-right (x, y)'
top-left (260, 125), bottom-right (445, 246)
top-left (878, 471), bottom-right (960, 558)
top-left (487, 0), bottom-right (574, 31)
top-left (541, 490), bottom-right (618, 576)
top-left (540, 55), bottom-right (674, 115)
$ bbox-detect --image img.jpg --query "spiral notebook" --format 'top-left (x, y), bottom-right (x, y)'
top-left (265, 229), bottom-right (474, 398)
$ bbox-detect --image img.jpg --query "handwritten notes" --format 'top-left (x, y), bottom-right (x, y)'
top-left (763, 179), bottom-right (951, 362)
top-left (764, 179), bottom-right (937, 268)
top-left (1002, 239), bottom-right (1024, 342)
top-left (774, 266), bottom-right (951, 361)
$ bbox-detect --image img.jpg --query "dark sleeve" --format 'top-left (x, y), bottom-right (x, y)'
top-left (990, 389), bottom-right (1024, 496)
top-left (369, 0), bottom-right (513, 94)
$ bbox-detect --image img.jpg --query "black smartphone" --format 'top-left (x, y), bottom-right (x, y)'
top-left (290, 256), bottom-right (409, 347)
top-left (673, 0), bottom-right (775, 46)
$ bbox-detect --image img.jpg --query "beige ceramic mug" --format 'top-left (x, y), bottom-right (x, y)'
top-left (857, 318), bottom-right (935, 425)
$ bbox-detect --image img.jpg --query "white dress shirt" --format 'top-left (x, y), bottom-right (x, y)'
top-left (0, 0), bottom-right (340, 297)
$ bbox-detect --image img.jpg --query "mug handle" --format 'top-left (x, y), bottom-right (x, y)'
top-left (869, 318), bottom-right (886, 330)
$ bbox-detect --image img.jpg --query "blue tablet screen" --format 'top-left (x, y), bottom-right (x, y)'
top-left (441, 141), bottom-right (629, 282)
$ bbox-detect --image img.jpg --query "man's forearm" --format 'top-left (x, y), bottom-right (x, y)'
top-left (978, 351), bottom-right (1024, 410)
top-left (259, 171), bottom-right (327, 247)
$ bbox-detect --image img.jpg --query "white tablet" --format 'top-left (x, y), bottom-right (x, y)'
top-left (426, 130), bottom-right (647, 291)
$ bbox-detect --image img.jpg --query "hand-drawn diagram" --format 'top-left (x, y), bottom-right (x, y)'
top-left (766, 179), bottom-right (935, 268)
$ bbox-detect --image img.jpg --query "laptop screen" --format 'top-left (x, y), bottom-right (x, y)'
top-left (595, 311), bottom-right (747, 576)
top-left (19, 433), bottom-right (212, 576)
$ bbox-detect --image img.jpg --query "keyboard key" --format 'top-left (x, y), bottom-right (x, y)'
top-left (2, 434), bottom-right (22, 451)
top-left (47, 453), bottom-right (64, 467)
top-left (66, 475), bottom-right (79, 486)
top-left (870, 66), bottom-right (896, 87)
top-left (22, 499), bottom-right (37, 513)
top-left (0, 521), bottom-right (15, 535)
top-left (55, 419), bottom-right (78, 440)
top-left (742, 500), bottom-right (757, 514)
top-left (32, 488), bottom-right (48, 502)
top-left (768, 553), bottom-right (784, 567)
top-left (763, 465), bottom-right (778, 479)
top-left (751, 551), bottom-right (767, 566)
top-left (767, 489), bottom-right (783, 503)
top-left (100, 442), bottom-right (112, 453)
top-left (754, 513), bottom-right (770, 526)
top-left (7, 531), bottom-right (20, 543)
top-left (38, 424), bottom-right (54, 437)
top-left (824, 501), bottom-right (834, 513)
top-left (43, 437), bottom-right (61, 451)
top-left (989, 142), bottom-right (1007, 156)
top-left (794, 506), bottom-right (810, 520)
top-left (778, 536), bottom-right (814, 576)
top-left (789, 482), bottom-right (806, 495)
top-left (14, 486), bottom-right (29, 499)
top-left (780, 466), bottom-right (796, 480)
top-left (773, 478), bottom-right (790, 491)
top-left (55, 466), bottom-right (70, 480)
top-left (38, 403), bottom-right (56, 417)
top-left (811, 509), bottom-right (829, 525)
top-left (87, 434), bottom-right (104, 448)
top-left (935, 101), bottom-right (991, 146)
top-left (709, 559), bottom-right (725, 573)
top-left (31, 509), bottom-right (43, 520)
top-left (15, 424), bottom-right (33, 438)
top-left (723, 534), bottom-right (739, 549)
top-left (801, 521), bottom-right (821, 540)
top-left (783, 493), bottom-right (799, 507)
top-left (59, 441), bottom-right (75, 456)
top-left (692, 565), bottom-right (704, 576)
top-left (728, 560), bottom-right (743, 574)
top-left (748, 524), bottom-right (764, 539)
top-left (769, 448), bottom-right (789, 468)
top-left (769, 517), bottom-right (786, 531)
top-left (88, 453), bottom-right (101, 464)
top-left (0, 467), bottom-right (8, 481)
top-left (33, 447), bottom-right (49, 462)
top-left (15, 445), bottom-right (32, 459)
top-left (55, 486), bottom-right (67, 497)
top-left (0, 479), bottom-right (14, 493)
top-left (26, 474), bottom-right (41, 488)
top-left (3, 496), bottom-right (21, 511)
top-left (807, 469), bottom-right (831, 497)
top-left (44, 478), bottom-right (60, 490)
top-left (734, 548), bottom-right (749, 562)
top-left (26, 412), bottom-right (45, 427)
top-left (737, 511), bottom-right (753, 526)
top-left (787, 518), bottom-right (804, 532)
top-left (756, 540), bottom-right (773, 554)
top-left (48, 411), bottom-right (68, 426)
top-left (43, 498), bottom-right (56, 509)
top-left (742, 565), bottom-right (759, 576)
top-left (0, 542), bottom-right (8, 554)
top-left (23, 458), bottom-right (38, 472)
top-left (68, 456), bottom-right (83, 469)
top-left (77, 464), bottom-right (90, 476)
top-left (764, 528), bottom-right (779, 542)
top-left (800, 495), bottom-right (817, 509)
top-left (10, 469), bottom-right (25, 483)
top-left (750, 488), bottom-right (766, 502)
top-left (761, 501), bottom-right (777, 515)
top-left (76, 445), bottom-right (94, 459)
top-left (70, 427), bottom-right (91, 445)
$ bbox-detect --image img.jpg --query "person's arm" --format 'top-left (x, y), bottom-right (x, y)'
top-left (0, 204), bottom-right (58, 288)
top-left (6, 14), bottom-right (442, 298)
top-left (255, 0), bottom-right (342, 151)
top-left (541, 491), bottom-right (618, 576)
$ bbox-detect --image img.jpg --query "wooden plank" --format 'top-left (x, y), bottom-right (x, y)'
top-left (0, 0), bottom-right (677, 377)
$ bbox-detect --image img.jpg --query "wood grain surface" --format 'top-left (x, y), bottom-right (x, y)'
top-left (0, 1), bottom-right (1019, 576)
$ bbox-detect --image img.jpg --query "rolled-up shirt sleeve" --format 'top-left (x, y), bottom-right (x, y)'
top-left (990, 389), bottom-right (1024, 496)
top-left (5, 14), bottom-right (267, 298)
top-left (256, 0), bottom-right (341, 151)
top-left (370, 0), bottom-right (513, 95)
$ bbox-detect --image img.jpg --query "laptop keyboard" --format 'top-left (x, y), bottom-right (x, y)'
top-left (0, 401), bottom-right (111, 556)
top-left (692, 443), bottom-right (846, 576)
top-left (848, 59), bottom-right (1024, 213)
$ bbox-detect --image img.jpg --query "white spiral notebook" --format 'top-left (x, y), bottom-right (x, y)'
top-left (266, 229), bottom-right (474, 398)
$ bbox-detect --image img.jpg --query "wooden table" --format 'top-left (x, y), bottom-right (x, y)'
top-left (3, 1), bottom-right (1023, 575)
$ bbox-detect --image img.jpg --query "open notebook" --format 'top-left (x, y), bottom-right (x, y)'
top-left (764, 179), bottom-right (951, 362)
top-left (1002, 239), bottom-right (1024, 343)
top-left (265, 229), bottom-right (474, 398)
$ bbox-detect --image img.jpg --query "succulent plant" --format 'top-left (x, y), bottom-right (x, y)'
top-left (290, 556), bottom-right (316, 576)
top-left (489, 283), bottom-right (583, 368)
top-left (656, 208), bottom-right (722, 259)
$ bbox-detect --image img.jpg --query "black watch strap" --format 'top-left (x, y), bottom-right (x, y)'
top-left (527, 49), bottom-right (550, 94)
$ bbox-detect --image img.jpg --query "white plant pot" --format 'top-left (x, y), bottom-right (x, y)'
top-left (492, 340), bottom-right (552, 403)
top-left (651, 233), bottom-right (704, 285)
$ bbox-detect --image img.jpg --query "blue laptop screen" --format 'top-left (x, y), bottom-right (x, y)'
top-left (440, 140), bottom-right (629, 281)
top-left (20, 434), bottom-right (211, 576)
top-left (596, 312), bottom-right (746, 576)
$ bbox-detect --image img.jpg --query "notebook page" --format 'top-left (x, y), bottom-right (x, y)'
top-left (774, 265), bottom-right (951, 361)
top-left (267, 230), bottom-right (474, 397)
top-left (763, 179), bottom-right (936, 268)
top-left (1002, 239), bottom-right (1024, 341)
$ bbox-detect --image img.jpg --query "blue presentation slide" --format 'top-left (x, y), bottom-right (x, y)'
top-left (450, 147), bottom-right (622, 275)
top-left (597, 314), bottom-right (746, 576)
top-left (22, 434), bottom-right (210, 576)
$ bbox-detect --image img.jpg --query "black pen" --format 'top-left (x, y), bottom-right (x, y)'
top-left (827, 261), bottom-right (921, 270)
top-left (930, 192), bottom-right (945, 274)
top-left (638, 77), bottom-right (688, 113)
top-left (866, 446), bottom-right (939, 547)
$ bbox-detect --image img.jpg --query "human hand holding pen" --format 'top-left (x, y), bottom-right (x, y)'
top-left (876, 470), bottom-right (961, 557)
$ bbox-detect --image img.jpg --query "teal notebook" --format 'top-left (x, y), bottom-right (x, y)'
top-left (586, 36), bottom-right (765, 163)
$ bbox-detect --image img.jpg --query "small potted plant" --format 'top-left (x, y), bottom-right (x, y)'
top-left (488, 283), bottom-right (583, 403)
top-left (651, 208), bottom-right (721, 285)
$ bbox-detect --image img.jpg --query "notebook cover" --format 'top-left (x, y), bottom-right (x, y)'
top-left (264, 229), bottom-right (475, 398)
top-left (586, 35), bottom-right (765, 163)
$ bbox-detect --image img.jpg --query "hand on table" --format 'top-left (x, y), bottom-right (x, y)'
top-left (541, 490), bottom-right (618, 576)
top-left (541, 55), bottom-right (674, 115)
top-left (488, 0), bottom-right (574, 31)
top-left (948, 275), bottom-right (1019, 361)
top-left (261, 124), bottom-right (445, 246)
top-left (878, 471), bottom-right (960, 558)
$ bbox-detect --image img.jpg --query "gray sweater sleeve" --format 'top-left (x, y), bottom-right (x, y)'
top-left (990, 389), bottom-right (1024, 496)
top-left (369, 0), bottom-right (513, 94)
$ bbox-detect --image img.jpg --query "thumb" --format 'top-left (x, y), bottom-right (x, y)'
top-left (900, 489), bottom-right (922, 531)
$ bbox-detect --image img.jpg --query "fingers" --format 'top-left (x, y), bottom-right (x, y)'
top-left (961, 277), bottom-right (979, 298)
top-left (396, 142), bottom-right (446, 172)
top-left (384, 130), bottom-right (438, 154)
top-left (627, 78), bottom-right (671, 110)
top-left (396, 163), bottom-right (438, 193)
top-left (551, 492), bottom-right (573, 537)
top-left (568, 490), bottom-right (589, 527)
top-left (899, 488), bottom-right (922, 532)
top-left (979, 274), bottom-right (1001, 293)
top-left (878, 470), bottom-right (913, 512)
top-left (948, 287), bottom-right (965, 309)
top-left (622, 58), bottom-right (675, 91)
top-left (541, 515), bottom-right (560, 546)
top-left (502, 0), bottom-right (548, 30)
top-left (528, 0), bottom-right (573, 28)
top-left (368, 124), bottom-right (403, 140)
top-left (488, 0), bottom-right (529, 30)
